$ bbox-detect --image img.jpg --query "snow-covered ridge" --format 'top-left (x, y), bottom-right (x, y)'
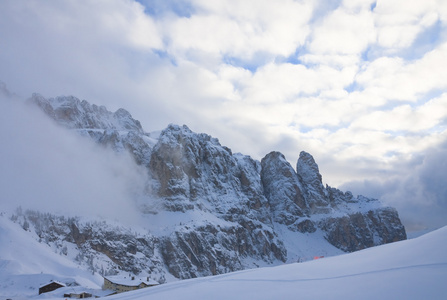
top-left (30, 93), bottom-right (143, 133)
top-left (26, 94), bottom-right (407, 282)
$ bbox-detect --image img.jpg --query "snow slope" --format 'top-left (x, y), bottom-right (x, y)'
top-left (107, 226), bottom-right (447, 300)
top-left (0, 214), bottom-right (103, 298)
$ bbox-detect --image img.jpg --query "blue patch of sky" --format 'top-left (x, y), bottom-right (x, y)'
top-left (378, 99), bottom-right (411, 110)
top-left (396, 19), bottom-right (443, 61)
top-left (428, 122), bottom-right (447, 134)
top-left (370, 2), bottom-right (377, 11)
top-left (325, 123), bottom-right (348, 132)
top-left (276, 47), bottom-right (309, 66)
top-left (344, 81), bottom-right (361, 93)
top-left (360, 44), bottom-right (386, 62)
top-left (383, 129), bottom-right (413, 137)
top-left (361, 46), bottom-right (374, 62)
top-left (274, 47), bottom-right (327, 71)
top-left (284, 53), bottom-right (302, 65)
top-left (377, 89), bottom-right (445, 111)
top-left (416, 88), bottom-right (445, 104)
top-left (136, 0), bottom-right (195, 18)
top-left (223, 51), bottom-right (275, 72)
top-left (223, 56), bottom-right (259, 72)
top-left (284, 48), bottom-right (301, 65)
top-left (298, 125), bottom-right (313, 133)
top-left (153, 49), bottom-right (177, 66)
top-left (309, 0), bottom-right (342, 24)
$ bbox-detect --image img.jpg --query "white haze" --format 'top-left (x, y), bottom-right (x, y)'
top-left (0, 95), bottom-right (148, 223)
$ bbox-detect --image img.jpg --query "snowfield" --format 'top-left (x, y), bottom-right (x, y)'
top-left (108, 226), bottom-right (447, 300)
top-left (1, 211), bottom-right (445, 300)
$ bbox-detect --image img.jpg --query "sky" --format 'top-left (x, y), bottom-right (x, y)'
top-left (0, 0), bottom-right (446, 231)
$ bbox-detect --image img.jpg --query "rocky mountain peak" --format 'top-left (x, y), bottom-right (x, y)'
top-left (149, 123), bottom-right (269, 221)
top-left (296, 151), bottom-right (323, 185)
top-left (261, 152), bottom-right (307, 228)
top-left (29, 93), bottom-right (143, 133)
top-left (296, 151), bottom-right (329, 210)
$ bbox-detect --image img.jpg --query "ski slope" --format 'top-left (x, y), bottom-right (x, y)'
top-left (108, 226), bottom-right (447, 300)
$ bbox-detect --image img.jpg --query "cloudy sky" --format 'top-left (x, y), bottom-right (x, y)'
top-left (0, 0), bottom-right (446, 232)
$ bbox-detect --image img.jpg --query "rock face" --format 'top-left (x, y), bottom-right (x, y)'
top-left (14, 210), bottom-right (166, 283)
top-left (29, 94), bottom-right (407, 281)
top-left (261, 151), bottom-right (306, 227)
top-left (148, 124), bottom-right (270, 221)
top-left (160, 222), bottom-right (286, 279)
top-left (296, 151), bottom-right (329, 211)
top-left (320, 207), bottom-right (408, 252)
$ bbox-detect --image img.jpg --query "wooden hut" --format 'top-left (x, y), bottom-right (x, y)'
top-left (38, 281), bottom-right (65, 295)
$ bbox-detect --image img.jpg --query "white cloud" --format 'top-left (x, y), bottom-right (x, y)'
top-left (299, 53), bottom-right (361, 68)
top-left (356, 43), bottom-right (447, 101)
top-left (374, 0), bottom-right (441, 50)
top-left (6, 0), bottom-right (162, 50)
top-left (165, 0), bottom-right (313, 61)
top-left (238, 62), bottom-right (357, 105)
top-left (309, 5), bottom-right (376, 55)
top-left (351, 93), bottom-right (447, 132)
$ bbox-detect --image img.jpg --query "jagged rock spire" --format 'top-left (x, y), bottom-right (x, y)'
top-left (296, 151), bottom-right (329, 210)
top-left (261, 151), bottom-right (306, 227)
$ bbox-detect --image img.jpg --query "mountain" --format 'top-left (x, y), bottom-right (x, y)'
top-left (22, 93), bottom-right (407, 282)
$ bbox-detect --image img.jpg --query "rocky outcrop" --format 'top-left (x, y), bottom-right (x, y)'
top-left (261, 151), bottom-right (306, 227)
top-left (160, 222), bottom-right (286, 279)
top-left (28, 94), bottom-right (408, 281)
top-left (148, 124), bottom-right (271, 224)
top-left (20, 211), bottom-right (166, 282)
top-left (296, 151), bottom-right (330, 212)
top-left (320, 207), bottom-right (407, 252)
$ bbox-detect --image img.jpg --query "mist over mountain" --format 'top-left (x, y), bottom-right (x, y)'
top-left (0, 93), bottom-right (403, 281)
top-left (0, 94), bottom-right (146, 222)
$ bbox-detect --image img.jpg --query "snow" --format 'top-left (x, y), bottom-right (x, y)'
top-left (106, 226), bottom-right (446, 300)
top-left (0, 214), bottom-right (103, 298)
top-left (2, 207), bottom-right (445, 300)
top-left (273, 224), bottom-right (345, 263)
top-left (104, 275), bottom-right (159, 287)
top-left (138, 209), bottom-right (237, 237)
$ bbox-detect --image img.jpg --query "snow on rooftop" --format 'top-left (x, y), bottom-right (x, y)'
top-left (38, 280), bottom-right (65, 288)
top-left (105, 275), bottom-right (159, 286)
